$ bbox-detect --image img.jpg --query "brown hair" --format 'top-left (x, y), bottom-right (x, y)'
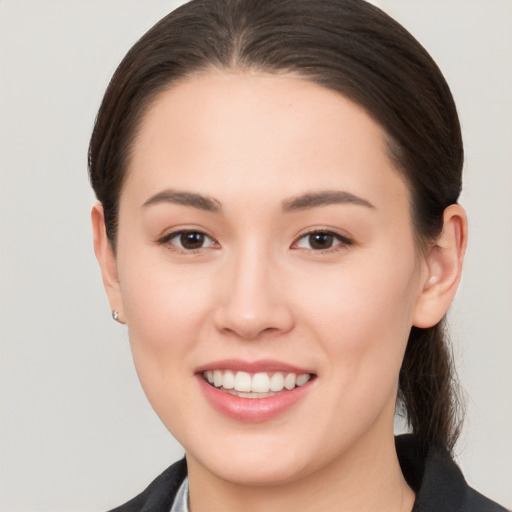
top-left (89, 0), bottom-right (464, 453)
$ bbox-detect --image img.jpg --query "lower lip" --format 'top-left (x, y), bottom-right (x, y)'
top-left (196, 375), bottom-right (314, 422)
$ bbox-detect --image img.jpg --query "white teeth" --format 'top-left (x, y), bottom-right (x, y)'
top-left (251, 372), bottom-right (270, 393)
top-left (223, 370), bottom-right (235, 389)
top-left (269, 372), bottom-right (285, 392)
top-left (234, 371), bottom-right (252, 392)
top-left (284, 373), bottom-right (296, 390)
top-left (213, 370), bottom-right (223, 388)
top-left (296, 373), bottom-right (311, 386)
top-left (203, 370), bottom-right (312, 393)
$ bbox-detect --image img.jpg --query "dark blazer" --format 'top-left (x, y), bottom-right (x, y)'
top-left (108, 434), bottom-right (508, 512)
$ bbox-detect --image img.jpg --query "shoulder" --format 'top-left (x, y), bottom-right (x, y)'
top-left (106, 458), bottom-right (188, 512)
top-left (396, 435), bottom-right (509, 512)
top-left (463, 488), bottom-right (510, 512)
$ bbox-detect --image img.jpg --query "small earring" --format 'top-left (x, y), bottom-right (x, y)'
top-left (112, 310), bottom-right (121, 322)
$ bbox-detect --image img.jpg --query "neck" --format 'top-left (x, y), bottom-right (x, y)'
top-left (186, 432), bottom-right (415, 512)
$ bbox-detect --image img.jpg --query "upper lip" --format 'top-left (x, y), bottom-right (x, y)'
top-left (195, 359), bottom-right (315, 375)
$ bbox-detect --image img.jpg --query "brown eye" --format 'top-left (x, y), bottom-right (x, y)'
top-left (180, 232), bottom-right (205, 250)
top-left (308, 232), bottom-right (334, 250)
top-left (293, 230), bottom-right (353, 252)
top-left (159, 230), bottom-right (217, 252)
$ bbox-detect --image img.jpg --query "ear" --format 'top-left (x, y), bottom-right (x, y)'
top-left (413, 204), bottom-right (468, 328)
top-left (91, 202), bottom-right (125, 323)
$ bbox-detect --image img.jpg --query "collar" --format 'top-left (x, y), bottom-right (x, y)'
top-left (109, 435), bottom-right (507, 511)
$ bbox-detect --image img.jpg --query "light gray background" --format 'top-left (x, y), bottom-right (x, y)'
top-left (1, 1), bottom-right (510, 510)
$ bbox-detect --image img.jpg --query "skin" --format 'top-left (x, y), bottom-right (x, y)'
top-left (93, 70), bottom-right (467, 512)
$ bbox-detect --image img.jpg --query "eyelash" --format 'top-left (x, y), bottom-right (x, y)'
top-left (156, 230), bottom-right (218, 254)
top-left (292, 230), bottom-right (354, 253)
top-left (156, 229), bottom-right (353, 255)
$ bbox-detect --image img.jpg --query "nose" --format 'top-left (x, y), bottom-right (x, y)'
top-left (213, 247), bottom-right (295, 340)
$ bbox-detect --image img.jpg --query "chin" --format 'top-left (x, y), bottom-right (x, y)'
top-left (202, 452), bottom-right (312, 487)
top-left (180, 427), bottom-right (316, 486)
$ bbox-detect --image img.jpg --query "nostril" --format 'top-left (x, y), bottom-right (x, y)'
top-left (212, 283), bottom-right (295, 340)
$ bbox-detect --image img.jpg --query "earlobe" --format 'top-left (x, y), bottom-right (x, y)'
top-left (413, 204), bottom-right (468, 328)
top-left (91, 202), bottom-right (124, 321)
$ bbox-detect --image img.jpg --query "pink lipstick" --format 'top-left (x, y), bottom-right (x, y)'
top-left (195, 359), bottom-right (316, 422)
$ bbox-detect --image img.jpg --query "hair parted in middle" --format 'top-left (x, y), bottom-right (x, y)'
top-left (89, 0), bottom-right (464, 454)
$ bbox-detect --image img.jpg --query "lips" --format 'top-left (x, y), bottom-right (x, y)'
top-left (195, 359), bottom-right (316, 421)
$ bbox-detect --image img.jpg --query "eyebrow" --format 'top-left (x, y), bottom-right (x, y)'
top-left (281, 190), bottom-right (375, 211)
top-left (142, 188), bottom-right (374, 213)
top-left (142, 189), bottom-right (222, 212)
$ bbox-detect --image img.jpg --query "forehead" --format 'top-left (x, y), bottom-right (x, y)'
top-left (124, 70), bottom-right (410, 214)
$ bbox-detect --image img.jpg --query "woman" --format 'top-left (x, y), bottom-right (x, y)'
top-left (88, 0), bottom-right (508, 510)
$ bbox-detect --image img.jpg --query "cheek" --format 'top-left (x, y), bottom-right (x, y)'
top-left (292, 248), bottom-right (419, 384)
top-left (116, 257), bottom-right (222, 437)
top-left (116, 249), bottom-right (217, 377)
top-left (295, 260), bottom-right (418, 446)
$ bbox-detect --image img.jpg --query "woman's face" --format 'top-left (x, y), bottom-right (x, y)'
top-left (108, 71), bottom-right (431, 485)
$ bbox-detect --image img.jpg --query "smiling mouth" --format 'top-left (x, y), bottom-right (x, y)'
top-left (202, 370), bottom-right (313, 399)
